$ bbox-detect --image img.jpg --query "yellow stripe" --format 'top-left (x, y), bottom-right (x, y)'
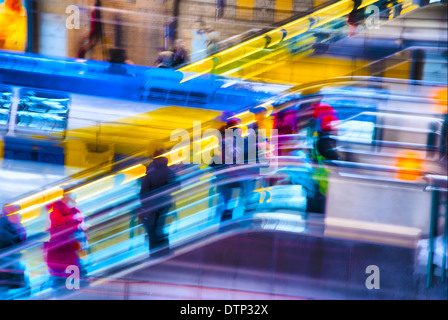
top-left (236, 0), bottom-right (255, 20)
top-left (60, 106), bottom-right (222, 168)
top-left (274, 0), bottom-right (294, 22)
top-left (313, 0), bottom-right (327, 7)
top-left (253, 55), bottom-right (371, 84)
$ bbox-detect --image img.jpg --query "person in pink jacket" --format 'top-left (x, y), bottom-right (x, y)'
top-left (45, 192), bottom-right (86, 289)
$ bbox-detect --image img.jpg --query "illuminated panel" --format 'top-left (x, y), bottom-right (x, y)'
top-left (430, 87), bottom-right (448, 114)
top-left (15, 88), bottom-right (70, 137)
top-left (395, 151), bottom-right (424, 181)
top-left (0, 85), bottom-right (12, 130)
top-left (236, 0), bottom-right (255, 20)
top-left (0, 0), bottom-right (27, 52)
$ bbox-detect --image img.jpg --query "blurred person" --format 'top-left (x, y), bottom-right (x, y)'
top-left (107, 47), bottom-right (134, 75)
top-left (274, 109), bottom-right (297, 135)
top-left (0, 205), bottom-right (29, 299)
top-left (154, 46), bottom-right (174, 68)
top-left (44, 192), bottom-right (87, 290)
top-left (205, 28), bottom-right (219, 56)
top-left (274, 109), bottom-right (299, 157)
top-left (138, 149), bottom-right (179, 257)
top-left (293, 95), bottom-right (336, 212)
top-left (275, 148), bottom-right (326, 213)
top-left (312, 102), bottom-right (342, 161)
top-left (172, 39), bottom-right (189, 68)
top-left (253, 106), bottom-right (274, 134)
top-left (250, 122), bottom-right (324, 213)
top-left (347, 0), bottom-right (365, 37)
top-left (164, 18), bottom-right (177, 51)
top-left (109, 47), bottom-right (134, 65)
top-left (211, 119), bottom-right (257, 223)
top-left (250, 109), bottom-right (277, 187)
top-left (77, 0), bottom-right (103, 59)
top-left (191, 20), bottom-right (209, 61)
top-left (430, 86), bottom-right (447, 159)
top-left (292, 100), bottom-right (338, 212)
top-left (296, 87), bottom-right (325, 131)
top-left (216, 0), bottom-right (226, 20)
top-left (0, 0), bottom-right (27, 51)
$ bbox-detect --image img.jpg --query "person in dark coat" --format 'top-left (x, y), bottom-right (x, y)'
top-left (154, 46), bottom-right (174, 68)
top-left (139, 149), bottom-right (179, 256)
top-left (210, 119), bottom-right (257, 223)
top-left (0, 205), bottom-right (29, 298)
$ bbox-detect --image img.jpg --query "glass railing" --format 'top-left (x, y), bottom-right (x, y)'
top-left (1, 151), bottom-right (445, 299)
top-left (3, 76), bottom-right (445, 233)
top-left (424, 174), bottom-right (448, 288)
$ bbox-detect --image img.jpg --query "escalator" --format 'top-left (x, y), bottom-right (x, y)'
top-left (178, 0), bottom-right (443, 83)
top-left (0, 77), bottom-right (446, 300)
top-left (18, 157), bottom-right (446, 300)
top-left (253, 3), bottom-right (447, 84)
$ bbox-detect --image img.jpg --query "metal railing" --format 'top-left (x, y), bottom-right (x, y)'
top-left (1, 142), bottom-right (446, 297)
top-left (424, 174), bottom-right (448, 288)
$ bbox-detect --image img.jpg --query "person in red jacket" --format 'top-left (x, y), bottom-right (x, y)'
top-left (312, 103), bottom-right (342, 161)
top-left (45, 192), bottom-right (86, 289)
top-left (77, 0), bottom-right (102, 59)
